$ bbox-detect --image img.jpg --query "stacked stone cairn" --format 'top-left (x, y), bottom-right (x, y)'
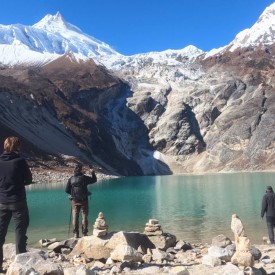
top-left (93, 212), bottom-right (109, 237)
top-left (144, 219), bottom-right (163, 236)
top-left (230, 213), bottom-right (254, 267)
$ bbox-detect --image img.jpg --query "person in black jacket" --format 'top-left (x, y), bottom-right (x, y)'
top-left (65, 164), bottom-right (97, 238)
top-left (0, 136), bottom-right (32, 271)
top-left (261, 186), bottom-right (275, 244)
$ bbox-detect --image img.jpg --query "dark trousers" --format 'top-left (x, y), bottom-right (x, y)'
top-left (0, 201), bottom-right (29, 267)
top-left (266, 216), bottom-right (275, 243)
top-left (72, 200), bottom-right (88, 235)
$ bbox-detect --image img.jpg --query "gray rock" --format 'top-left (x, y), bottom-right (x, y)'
top-left (166, 247), bottom-right (178, 254)
top-left (208, 245), bottom-right (235, 262)
top-left (147, 233), bottom-right (176, 250)
top-left (250, 246), bottom-right (262, 261)
top-left (93, 229), bottom-right (108, 237)
top-left (6, 251), bottom-right (63, 275)
top-left (60, 238), bottom-right (78, 249)
top-left (70, 231), bottom-right (154, 260)
top-left (261, 255), bottom-right (272, 264)
top-left (211, 234), bottom-right (232, 248)
top-left (38, 238), bottom-right (58, 247)
top-left (61, 248), bottom-right (71, 255)
top-left (142, 254), bottom-right (152, 263)
top-left (152, 248), bottom-right (169, 261)
top-left (175, 240), bottom-right (192, 251)
top-left (110, 244), bottom-right (143, 262)
top-left (3, 244), bottom-right (16, 261)
top-left (202, 254), bottom-right (222, 267)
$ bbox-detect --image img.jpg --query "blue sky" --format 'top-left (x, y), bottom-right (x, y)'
top-left (1, 0), bottom-right (274, 55)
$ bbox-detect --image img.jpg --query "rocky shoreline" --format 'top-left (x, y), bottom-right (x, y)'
top-left (2, 215), bottom-right (275, 275)
top-left (31, 168), bottom-right (118, 185)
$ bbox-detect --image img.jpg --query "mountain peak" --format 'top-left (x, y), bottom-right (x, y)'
top-left (257, 2), bottom-right (275, 26)
top-left (228, 2), bottom-right (275, 51)
top-left (33, 12), bottom-right (81, 33)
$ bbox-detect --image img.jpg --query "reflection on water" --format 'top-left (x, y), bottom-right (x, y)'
top-left (4, 173), bottom-right (272, 245)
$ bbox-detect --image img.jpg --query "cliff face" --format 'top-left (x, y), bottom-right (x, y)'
top-left (0, 55), bottom-right (170, 176)
top-left (194, 46), bottom-right (275, 172)
top-left (110, 45), bottom-right (275, 173)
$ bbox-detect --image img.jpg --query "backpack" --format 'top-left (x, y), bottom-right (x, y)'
top-left (70, 175), bottom-right (88, 201)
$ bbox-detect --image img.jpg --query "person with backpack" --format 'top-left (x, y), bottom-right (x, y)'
top-left (65, 164), bottom-right (97, 238)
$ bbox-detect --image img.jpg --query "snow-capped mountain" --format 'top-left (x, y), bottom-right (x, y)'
top-left (0, 3), bottom-right (275, 175)
top-left (1, 2), bottom-right (274, 68)
top-left (0, 12), bottom-right (120, 66)
top-left (230, 2), bottom-right (275, 50)
top-left (0, 11), bottom-right (206, 70)
top-left (206, 2), bottom-right (275, 57)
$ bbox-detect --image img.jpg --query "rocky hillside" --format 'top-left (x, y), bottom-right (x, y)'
top-left (104, 3), bottom-right (275, 173)
top-left (0, 55), bottom-right (170, 176)
top-left (0, 3), bottom-right (274, 175)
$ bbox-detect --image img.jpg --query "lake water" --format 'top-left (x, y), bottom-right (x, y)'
top-left (4, 173), bottom-right (272, 246)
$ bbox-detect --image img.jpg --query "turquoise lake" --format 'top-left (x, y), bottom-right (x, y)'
top-left (5, 173), bottom-right (272, 246)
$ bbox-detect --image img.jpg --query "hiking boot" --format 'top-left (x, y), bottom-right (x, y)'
top-left (74, 233), bottom-right (79, 238)
top-left (83, 233), bottom-right (88, 237)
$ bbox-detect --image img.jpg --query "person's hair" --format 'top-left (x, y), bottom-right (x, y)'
top-left (3, 136), bottom-right (21, 153)
top-left (74, 164), bottom-right (83, 176)
top-left (267, 186), bottom-right (274, 192)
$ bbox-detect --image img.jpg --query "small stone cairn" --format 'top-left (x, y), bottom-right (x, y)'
top-left (230, 213), bottom-right (254, 267)
top-left (144, 219), bottom-right (163, 236)
top-left (93, 212), bottom-right (109, 237)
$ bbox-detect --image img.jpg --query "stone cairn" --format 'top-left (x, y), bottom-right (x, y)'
top-left (230, 213), bottom-right (254, 267)
top-left (93, 212), bottom-right (109, 237)
top-left (144, 219), bottom-right (163, 236)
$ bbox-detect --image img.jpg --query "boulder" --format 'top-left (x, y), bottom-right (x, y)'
top-left (152, 248), bottom-right (169, 261)
top-left (147, 233), bottom-right (176, 250)
top-left (70, 231), bottom-right (154, 260)
top-left (110, 244), bottom-right (142, 262)
top-left (6, 251), bottom-right (63, 275)
top-left (60, 238), bottom-right (78, 249)
top-left (211, 234), bottom-right (232, 248)
top-left (202, 254), bottom-right (222, 267)
top-left (208, 246), bottom-right (235, 262)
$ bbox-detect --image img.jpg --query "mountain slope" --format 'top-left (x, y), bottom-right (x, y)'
top-left (0, 3), bottom-right (275, 174)
top-left (106, 2), bottom-right (275, 172)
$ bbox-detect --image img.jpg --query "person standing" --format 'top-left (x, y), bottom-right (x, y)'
top-left (261, 186), bottom-right (275, 244)
top-left (0, 136), bottom-right (32, 272)
top-left (65, 164), bottom-right (97, 238)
